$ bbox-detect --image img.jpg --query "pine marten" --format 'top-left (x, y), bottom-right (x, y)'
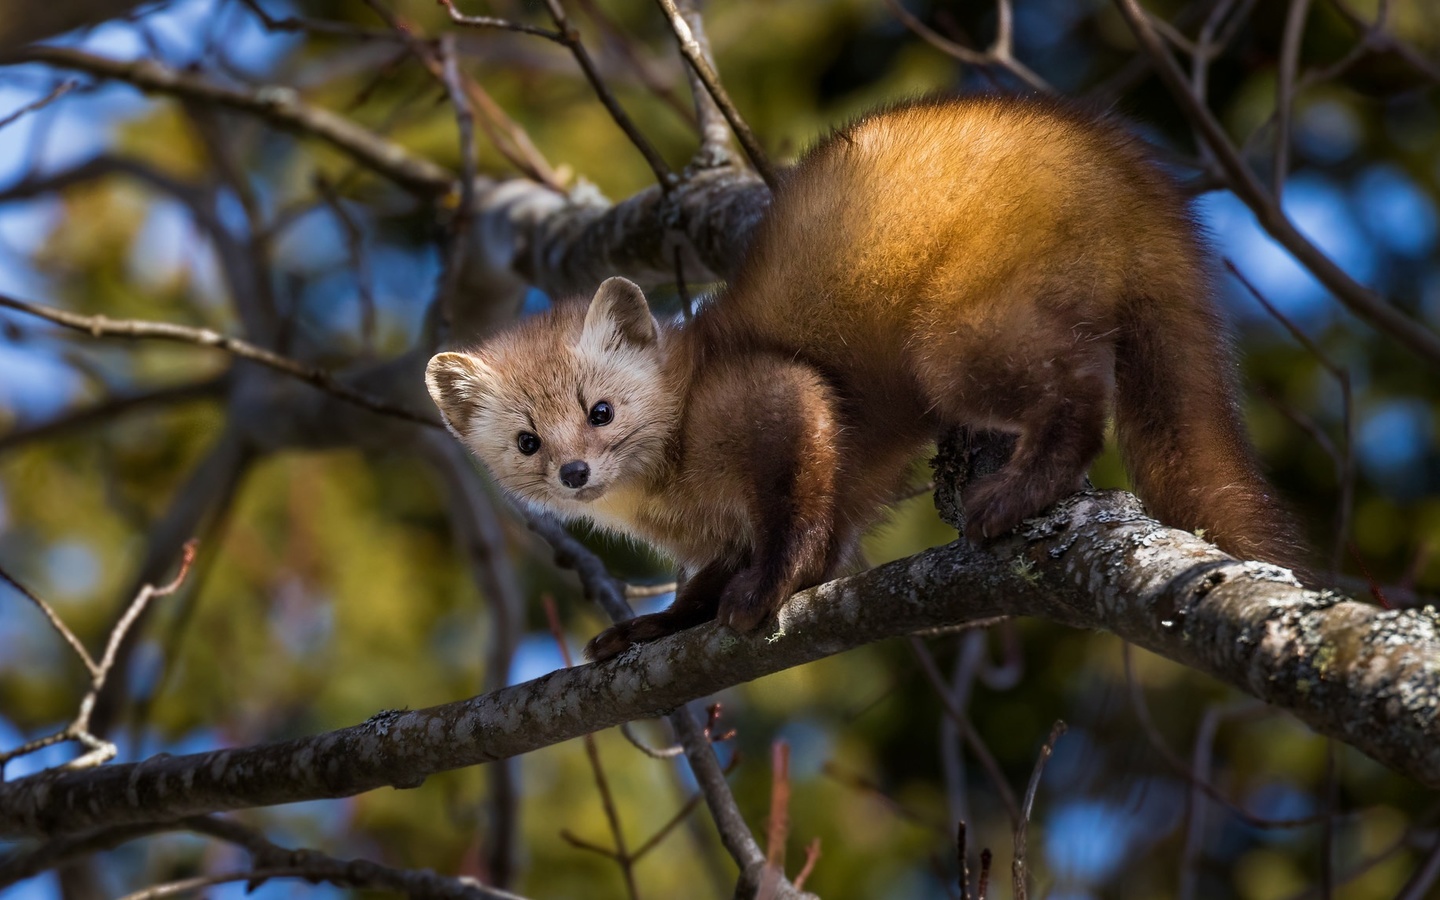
top-left (426, 96), bottom-right (1307, 661)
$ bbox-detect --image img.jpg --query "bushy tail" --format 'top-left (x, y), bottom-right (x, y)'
top-left (1114, 268), bottom-right (1310, 578)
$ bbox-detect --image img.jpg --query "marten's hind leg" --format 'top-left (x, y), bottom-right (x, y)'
top-left (916, 316), bottom-right (1114, 541)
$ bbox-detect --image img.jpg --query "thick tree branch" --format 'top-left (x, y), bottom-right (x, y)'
top-left (3, 488), bottom-right (1435, 839)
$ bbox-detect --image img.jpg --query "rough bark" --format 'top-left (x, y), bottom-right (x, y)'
top-left (4, 483), bottom-right (1436, 840)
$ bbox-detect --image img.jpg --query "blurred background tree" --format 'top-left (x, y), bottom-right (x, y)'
top-left (0, 0), bottom-right (1437, 898)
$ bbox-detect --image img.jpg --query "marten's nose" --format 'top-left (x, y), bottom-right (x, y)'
top-left (559, 460), bottom-right (590, 489)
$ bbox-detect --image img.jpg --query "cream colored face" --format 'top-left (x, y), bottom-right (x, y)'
top-left (426, 278), bottom-right (678, 521)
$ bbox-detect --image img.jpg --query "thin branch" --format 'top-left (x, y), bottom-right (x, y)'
top-left (442, 0), bottom-right (674, 187)
top-left (821, 762), bottom-right (946, 835)
top-left (1273, 0), bottom-right (1314, 195)
top-left (313, 176), bottom-right (378, 355)
top-left (1012, 721), bottom-right (1065, 900)
top-left (670, 0), bottom-right (731, 166)
top-left (0, 293), bottom-right (442, 428)
top-left (116, 867), bottom-right (321, 900)
top-left (1322, 0), bottom-right (1440, 84)
top-left (573, 0), bottom-right (698, 129)
top-left (436, 0), bottom-right (566, 43)
top-left (883, 0), bottom-right (1053, 94)
top-left (437, 31), bottom-right (480, 333)
top-left (758, 740), bottom-right (791, 900)
top-left (8, 46), bottom-right (455, 196)
top-left (1227, 259), bottom-right (1354, 573)
top-left (909, 636), bottom-right (1022, 826)
top-left (0, 376), bottom-right (225, 456)
top-left (366, 0), bottom-right (563, 190)
top-left (0, 80), bottom-right (78, 131)
top-left (1123, 645), bottom-right (1336, 830)
top-left (1111, 0), bottom-right (1440, 371)
top-left (238, 0), bottom-right (400, 41)
top-left (1397, 833), bottom-right (1440, 900)
top-left (651, 0), bottom-right (776, 188)
top-left (0, 542), bottom-right (196, 775)
top-left (542, 596), bottom-right (639, 900)
top-left (626, 581), bottom-right (678, 599)
top-left (793, 838), bottom-right (821, 891)
top-left (619, 704), bottom-right (731, 758)
top-left (0, 565), bottom-right (99, 676)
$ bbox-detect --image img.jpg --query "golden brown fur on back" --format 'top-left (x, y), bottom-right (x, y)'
top-left (428, 95), bottom-right (1308, 661)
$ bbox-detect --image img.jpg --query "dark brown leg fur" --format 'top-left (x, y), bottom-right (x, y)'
top-left (962, 388), bottom-right (1109, 539)
top-left (715, 359), bottom-right (841, 632)
top-left (917, 306), bottom-right (1115, 541)
top-left (584, 560), bottom-right (734, 662)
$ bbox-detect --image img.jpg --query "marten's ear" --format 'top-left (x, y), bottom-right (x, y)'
top-left (426, 351), bottom-right (494, 436)
top-left (581, 277), bottom-right (658, 351)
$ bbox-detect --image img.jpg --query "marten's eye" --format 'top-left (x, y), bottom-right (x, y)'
top-left (517, 432), bottom-right (541, 455)
top-left (588, 401), bottom-right (614, 427)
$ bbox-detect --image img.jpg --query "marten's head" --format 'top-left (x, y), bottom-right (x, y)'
top-left (427, 278), bottom-right (678, 518)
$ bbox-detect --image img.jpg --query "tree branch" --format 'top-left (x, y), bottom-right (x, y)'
top-left (1111, 0), bottom-right (1440, 371)
top-left (3, 487), bottom-right (1435, 839)
top-left (6, 47), bottom-right (456, 197)
top-left (0, 293), bottom-right (442, 428)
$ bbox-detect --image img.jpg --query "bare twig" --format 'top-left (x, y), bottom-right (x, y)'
top-left (821, 762), bottom-right (945, 834)
top-left (619, 703), bottom-right (731, 759)
top-left (189, 813), bottom-right (531, 898)
top-left (1273, 0), bottom-right (1314, 195)
top-left (313, 176), bottom-right (378, 354)
top-left (1322, 0), bottom-right (1440, 84)
top-left (437, 32), bottom-right (480, 333)
top-left (626, 581), bottom-right (678, 599)
top-left (0, 293), bottom-right (442, 428)
top-left (0, 567), bottom-right (97, 678)
top-left (116, 868), bottom-right (320, 900)
top-left (1397, 833), bottom-right (1440, 900)
top-left (1012, 721), bottom-right (1065, 900)
top-left (0, 542), bottom-right (197, 775)
top-left (651, 0), bottom-right (776, 188)
top-left (793, 837), bottom-right (820, 891)
top-left (1227, 259), bottom-right (1354, 573)
top-left (758, 740), bottom-right (791, 900)
top-left (909, 636), bottom-right (1022, 826)
top-left (883, 0), bottom-right (1053, 94)
top-left (436, 0), bottom-right (566, 43)
top-left (9, 47), bottom-right (455, 196)
top-left (1123, 645), bottom-right (1336, 829)
top-left (573, 0), bottom-right (697, 128)
top-left (443, 0), bottom-right (674, 187)
top-left (1111, 0), bottom-right (1440, 371)
top-left (542, 596), bottom-right (639, 900)
top-left (0, 80), bottom-right (78, 131)
top-left (670, 0), bottom-right (731, 166)
top-left (366, 0), bottom-right (563, 190)
top-left (238, 0), bottom-right (399, 41)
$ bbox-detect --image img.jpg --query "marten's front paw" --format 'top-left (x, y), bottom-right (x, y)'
top-left (717, 567), bottom-right (786, 632)
top-left (584, 614), bottom-right (677, 662)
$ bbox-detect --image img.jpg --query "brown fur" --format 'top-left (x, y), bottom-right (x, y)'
top-left (428, 96), bottom-right (1308, 661)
